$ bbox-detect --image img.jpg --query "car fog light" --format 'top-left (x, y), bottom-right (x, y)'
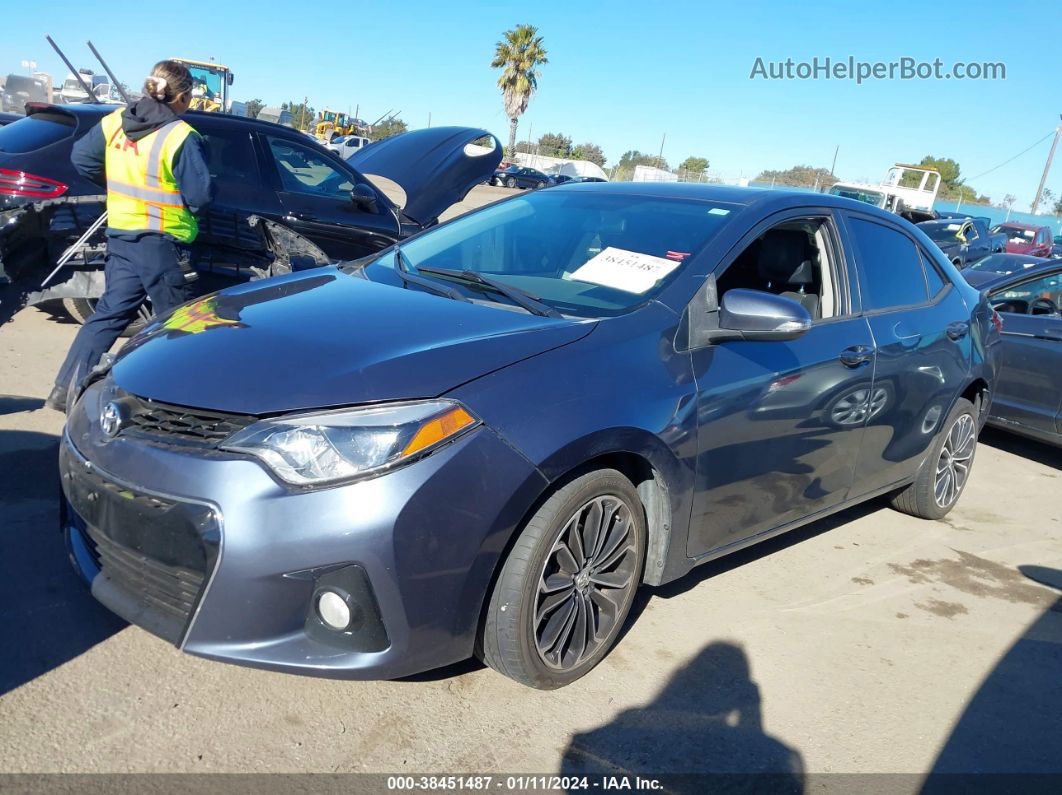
top-left (317, 590), bottom-right (351, 630)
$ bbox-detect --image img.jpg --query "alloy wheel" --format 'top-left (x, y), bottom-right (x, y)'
top-left (533, 495), bottom-right (639, 671)
top-left (934, 413), bottom-right (975, 508)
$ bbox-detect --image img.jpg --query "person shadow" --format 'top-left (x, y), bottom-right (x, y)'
top-left (925, 566), bottom-right (1062, 784)
top-left (560, 641), bottom-right (804, 793)
top-left (0, 422), bottom-right (126, 696)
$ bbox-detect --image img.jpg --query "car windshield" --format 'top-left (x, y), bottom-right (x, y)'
top-left (993, 225), bottom-right (1035, 242)
top-left (0, 111), bottom-right (77, 154)
top-left (828, 186), bottom-right (884, 206)
top-left (364, 190), bottom-right (737, 317)
top-left (921, 223), bottom-right (963, 243)
top-left (967, 254), bottom-right (1045, 275)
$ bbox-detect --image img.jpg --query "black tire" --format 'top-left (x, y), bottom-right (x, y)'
top-left (62, 297), bottom-right (153, 338)
top-left (505, 177), bottom-right (517, 189)
top-left (480, 468), bottom-right (646, 689)
top-left (890, 397), bottom-right (977, 520)
top-left (536, 181), bottom-right (546, 189)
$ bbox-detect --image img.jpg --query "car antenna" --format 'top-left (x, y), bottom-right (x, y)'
top-left (45, 35), bottom-right (95, 102)
top-left (86, 40), bottom-right (132, 105)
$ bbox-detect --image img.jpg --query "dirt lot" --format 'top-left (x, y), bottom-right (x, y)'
top-left (1, 184), bottom-right (1060, 779)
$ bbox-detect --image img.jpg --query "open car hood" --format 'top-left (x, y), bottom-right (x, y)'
top-left (350, 127), bottom-right (502, 225)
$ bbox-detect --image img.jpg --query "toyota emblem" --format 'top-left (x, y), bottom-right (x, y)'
top-left (100, 401), bottom-right (123, 438)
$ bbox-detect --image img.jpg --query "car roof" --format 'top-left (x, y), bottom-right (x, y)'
top-left (25, 102), bottom-right (319, 138)
top-left (963, 257), bottom-right (1060, 289)
top-left (550, 181), bottom-right (908, 217)
top-left (995, 221), bottom-right (1042, 230)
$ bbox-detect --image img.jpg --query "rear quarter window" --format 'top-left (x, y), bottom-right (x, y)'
top-left (0, 111), bottom-right (77, 154)
top-left (848, 216), bottom-right (929, 310)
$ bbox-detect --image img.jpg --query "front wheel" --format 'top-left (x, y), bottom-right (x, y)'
top-left (480, 469), bottom-right (646, 689)
top-left (890, 397), bottom-right (977, 519)
top-left (505, 177), bottom-right (517, 189)
top-left (62, 297), bottom-right (154, 338)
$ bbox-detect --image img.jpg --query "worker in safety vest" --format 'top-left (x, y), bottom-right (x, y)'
top-left (47, 60), bottom-right (213, 412)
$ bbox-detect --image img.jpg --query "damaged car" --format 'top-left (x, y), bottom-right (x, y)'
top-left (0, 103), bottom-right (501, 330)
top-left (61, 185), bottom-right (998, 688)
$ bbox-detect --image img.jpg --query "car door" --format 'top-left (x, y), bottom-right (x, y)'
top-left (260, 132), bottom-right (399, 259)
top-left (842, 213), bottom-right (974, 495)
top-left (686, 209), bottom-right (876, 557)
top-left (194, 121), bottom-right (281, 256)
top-left (986, 267), bottom-right (1062, 436)
top-left (964, 221), bottom-right (990, 262)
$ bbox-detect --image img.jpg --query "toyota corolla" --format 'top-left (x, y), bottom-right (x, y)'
top-left (61, 184), bottom-right (999, 688)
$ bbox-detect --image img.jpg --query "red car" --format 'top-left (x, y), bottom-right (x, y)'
top-left (992, 222), bottom-right (1053, 257)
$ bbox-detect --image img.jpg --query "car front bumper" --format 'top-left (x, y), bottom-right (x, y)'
top-left (61, 381), bottom-right (548, 680)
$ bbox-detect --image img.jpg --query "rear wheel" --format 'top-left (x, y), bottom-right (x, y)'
top-left (536, 181), bottom-right (546, 189)
top-left (62, 297), bottom-right (153, 338)
top-left (480, 469), bottom-right (646, 689)
top-left (890, 397), bottom-right (977, 519)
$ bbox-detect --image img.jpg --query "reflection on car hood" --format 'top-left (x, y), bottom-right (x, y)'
top-left (350, 127), bottom-right (502, 225)
top-left (111, 268), bottom-right (594, 414)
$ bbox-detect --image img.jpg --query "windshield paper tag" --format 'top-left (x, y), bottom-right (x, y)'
top-left (570, 247), bottom-right (682, 294)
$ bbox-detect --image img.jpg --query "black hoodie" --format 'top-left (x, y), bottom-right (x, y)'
top-left (70, 99), bottom-right (215, 218)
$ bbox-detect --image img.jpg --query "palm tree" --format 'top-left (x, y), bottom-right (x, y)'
top-left (491, 24), bottom-right (548, 155)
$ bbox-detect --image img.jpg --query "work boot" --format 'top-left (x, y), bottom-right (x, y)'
top-left (44, 384), bottom-right (68, 413)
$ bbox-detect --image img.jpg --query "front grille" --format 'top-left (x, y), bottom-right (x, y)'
top-left (83, 521), bottom-right (204, 627)
top-left (60, 440), bottom-right (221, 645)
top-left (119, 393), bottom-right (256, 447)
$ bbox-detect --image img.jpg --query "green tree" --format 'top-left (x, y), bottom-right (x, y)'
top-left (754, 164), bottom-right (836, 188)
top-left (369, 117), bottom-right (408, 141)
top-left (571, 142), bottom-right (606, 167)
top-left (679, 156), bottom-right (710, 176)
top-left (244, 98), bottom-right (265, 119)
top-left (612, 150), bottom-right (670, 181)
top-left (537, 132), bottom-right (571, 157)
top-left (491, 24), bottom-right (549, 154)
top-left (1053, 195), bottom-right (1062, 217)
top-left (282, 100), bottom-right (315, 131)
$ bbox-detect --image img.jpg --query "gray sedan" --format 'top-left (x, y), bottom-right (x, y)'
top-left (964, 256), bottom-right (1062, 446)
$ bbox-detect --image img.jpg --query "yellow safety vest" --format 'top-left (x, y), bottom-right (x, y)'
top-left (100, 108), bottom-right (199, 243)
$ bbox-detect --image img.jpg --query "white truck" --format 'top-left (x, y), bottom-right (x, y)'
top-left (829, 164), bottom-right (942, 218)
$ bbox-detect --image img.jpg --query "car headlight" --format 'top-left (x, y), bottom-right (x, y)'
top-left (220, 400), bottom-right (479, 486)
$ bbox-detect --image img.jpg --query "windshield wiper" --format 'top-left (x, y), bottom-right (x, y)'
top-left (393, 248), bottom-right (470, 302)
top-left (415, 266), bottom-right (562, 318)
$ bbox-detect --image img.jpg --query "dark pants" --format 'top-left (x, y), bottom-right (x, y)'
top-left (54, 234), bottom-right (192, 389)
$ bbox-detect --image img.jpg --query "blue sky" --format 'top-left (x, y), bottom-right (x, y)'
top-left (4, 0), bottom-right (1060, 208)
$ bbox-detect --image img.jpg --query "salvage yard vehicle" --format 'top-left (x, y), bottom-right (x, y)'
top-left (0, 103), bottom-right (501, 332)
top-left (170, 58), bottom-right (234, 113)
top-left (60, 184), bottom-right (998, 689)
top-left (326, 134), bottom-right (373, 161)
top-left (828, 163), bottom-right (942, 218)
top-left (1, 74), bottom-right (49, 112)
top-left (493, 164), bottom-right (552, 189)
top-left (992, 222), bottom-right (1054, 257)
top-left (964, 258), bottom-right (1062, 447)
top-left (917, 217), bottom-right (1000, 267)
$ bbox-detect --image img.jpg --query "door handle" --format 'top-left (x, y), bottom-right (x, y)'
top-left (284, 212), bottom-right (316, 222)
top-left (946, 321), bottom-right (970, 340)
top-left (839, 345), bottom-right (873, 368)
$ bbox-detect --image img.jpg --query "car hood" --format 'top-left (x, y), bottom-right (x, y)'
top-left (349, 127), bottom-right (502, 225)
top-left (110, 268), bottom-right (594, 415)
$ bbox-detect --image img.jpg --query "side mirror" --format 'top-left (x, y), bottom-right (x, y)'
top-left (350, 183), bottom-right (378, 214)
top-left (716, 289), bottom-right (811, 341)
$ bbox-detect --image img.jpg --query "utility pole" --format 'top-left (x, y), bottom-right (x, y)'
top-left (1030, 116), bottom-right (1062, 215)
top-left (427, 111), bottom-right (431, 128)
top-left (659, 132), bottom-right (666, 160)
top-left (830, 144), bottom-right (839, 177)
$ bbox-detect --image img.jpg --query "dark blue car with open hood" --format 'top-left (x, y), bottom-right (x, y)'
top-left (60, 184), bottom-right (999, 688)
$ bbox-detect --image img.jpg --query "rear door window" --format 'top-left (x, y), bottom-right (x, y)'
top-left (847, 216), bottom-right (929, 310)
top-left (0, 111), bottom-right (77, 154)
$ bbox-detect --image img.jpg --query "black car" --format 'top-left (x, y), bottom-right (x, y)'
top-left (492, 164), bottom-right (552, 190)
top-left (917, 218), bottom-right (999, 267)
top-left (0, 103), bottom-right (501, 330)
top-left (964, 258), bottom-right (1062, 446)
